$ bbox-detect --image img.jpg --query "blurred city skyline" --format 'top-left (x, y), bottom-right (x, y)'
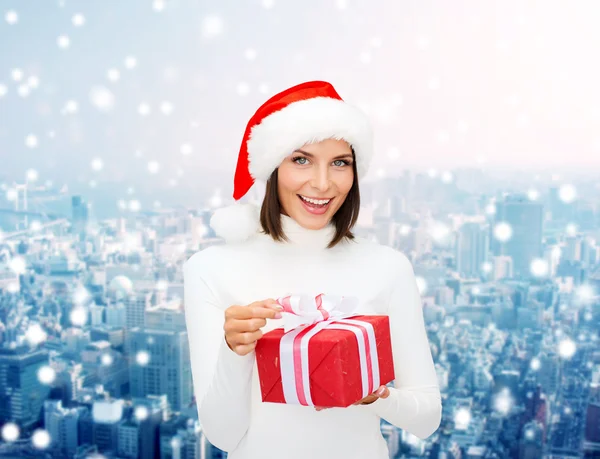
top-left (2, 0), bottom-right (600, 203)
top-left (1, 2), bottom-right (600, 457)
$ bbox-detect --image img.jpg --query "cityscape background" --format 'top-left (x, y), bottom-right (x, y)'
top-left (1, 1), bottom-right (600, 458)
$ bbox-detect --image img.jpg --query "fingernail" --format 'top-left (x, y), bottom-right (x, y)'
top-left (274, 312), bottom-right (282, 319)
top-left (377, 386), bottom-right (385, 395)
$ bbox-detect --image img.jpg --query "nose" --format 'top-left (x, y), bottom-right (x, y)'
top-left (309, 164), bottom-right (331, 193)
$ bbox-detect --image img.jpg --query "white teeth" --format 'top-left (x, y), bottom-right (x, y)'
top-left (300, 195), bottom-right (331, 205)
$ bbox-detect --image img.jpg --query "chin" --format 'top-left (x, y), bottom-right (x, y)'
top-left (293, 208), bottom-right (332, 229)
top-left (302, 220), bottom-right (329, 230)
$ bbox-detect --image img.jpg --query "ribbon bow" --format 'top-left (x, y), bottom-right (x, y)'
top-left (275, 293), bottom-right (359, 333)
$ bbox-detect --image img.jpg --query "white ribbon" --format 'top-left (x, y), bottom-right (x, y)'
top-left (277, 293), bottom-right (360, 333)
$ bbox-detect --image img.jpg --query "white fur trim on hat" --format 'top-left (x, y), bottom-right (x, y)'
top-left (209, 202), bottom-right (261, 244)
top-left (246, 96), bottom-right (373, 182)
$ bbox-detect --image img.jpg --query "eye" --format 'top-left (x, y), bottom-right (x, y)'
top-left (292, 156), bottom-right (308, 165)
top-left (333, 159), bottom-right (351, 167)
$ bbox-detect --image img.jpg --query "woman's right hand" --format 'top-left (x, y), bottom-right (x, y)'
top-left (224, 298), bottom-right (283, 356)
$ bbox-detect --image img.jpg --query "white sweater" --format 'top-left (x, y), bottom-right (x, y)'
top-left (183, 214), bottom-right (441, 459)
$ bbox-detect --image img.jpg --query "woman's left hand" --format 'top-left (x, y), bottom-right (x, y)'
top-left (352, 384), bottom-right (390, 405)
top-left (314, 385), bottom-right (390, 411)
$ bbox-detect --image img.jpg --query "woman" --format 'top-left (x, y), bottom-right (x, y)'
top-left (183, 81), bottom-right (441, 459)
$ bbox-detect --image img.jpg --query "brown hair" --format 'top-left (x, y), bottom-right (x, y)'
top-left (258, 148), bottom-right (361, 249)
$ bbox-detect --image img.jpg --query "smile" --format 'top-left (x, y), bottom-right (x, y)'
top-left (297, 195), bottom-right (334, 215)
top-left (298, 195), bottom-right (332, 205)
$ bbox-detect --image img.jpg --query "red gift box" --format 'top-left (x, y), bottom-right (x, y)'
top-left (255, 314), bottom-right (395, 408)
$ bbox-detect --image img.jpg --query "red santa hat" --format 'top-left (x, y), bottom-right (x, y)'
top-left (210, 80), bottom-right (374, 243)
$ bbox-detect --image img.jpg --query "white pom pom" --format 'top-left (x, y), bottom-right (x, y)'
top-left (209, 202), bottom-right (260, 244)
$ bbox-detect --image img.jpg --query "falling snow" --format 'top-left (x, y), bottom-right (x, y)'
top-left (72, 13), bottom-right (85, 26)
top-left (1, 4), bottom-right (599, 456)
top-left (57, 34), bottom-right (70, 49)
top-left (493, 222), bottom-right (513, 242)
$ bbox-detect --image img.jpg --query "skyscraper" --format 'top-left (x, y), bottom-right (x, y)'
top-left (128, 327), bottom-right (193, 412)
top-left (493, 194), bottom-right (544, 279)
top-left (456, 222), bottom-right (490, 278)
top-left (71, 195), bottom-right (89, 238)
top-left (0, 346), bottom-right (52, 429)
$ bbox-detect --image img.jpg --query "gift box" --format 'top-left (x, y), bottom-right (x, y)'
top-left (255, 294), bottom-right (395, 408)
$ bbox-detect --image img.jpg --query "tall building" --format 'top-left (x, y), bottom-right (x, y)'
top-left (105, 303), bottom-right (127, 328)
top-left (44, 399), bottom-right (86, 458)
top-left (117, 420), bottom-right (140, 458)
top-left (584, 384), bottom-right (600, 454)
top-left (128, 327), bottom-right (193, 411)
top-left (492, 194), bottom-right (543, 279)
top-left (131, 395), bottom-right (169, 459)
top-left (456, 222), bottom-right (490, 278)
top-left (563, 235), bottom-right (583, 263)
top-left (0, 345), bottom-right (52, 429)
top-left (91, 399), bottom-right (124, 452)
top-left (160, 413), bottom-right (209, 458)
top-left (125, 291), bottom-right (153, 329)
top-left (71, 195), bottom-right (89, 238)
top-left (493, 256), bottom-right (513, 281)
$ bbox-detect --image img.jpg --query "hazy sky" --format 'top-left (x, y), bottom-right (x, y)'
top-left (1, 0), bottom-right (599, 203)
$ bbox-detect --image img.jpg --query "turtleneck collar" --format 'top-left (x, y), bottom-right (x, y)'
top-left (279, 213), bottom-right (337, 249)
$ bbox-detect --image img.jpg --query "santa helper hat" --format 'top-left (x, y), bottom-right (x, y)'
top-left (209, 80), bottom-right (374, 243)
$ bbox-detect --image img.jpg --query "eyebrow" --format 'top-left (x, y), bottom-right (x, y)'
top-left (294, 149), bottom-right (354, 160)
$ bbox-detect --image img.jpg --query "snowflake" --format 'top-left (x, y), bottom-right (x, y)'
top-left (559, 184), bottom-right (577, 203)
top-left (72, 13), bottom-right (85, 26)
top-left (5, 10), bottom-right (18, 25)
top-left (31, 429), bottom-right (51, 449)
top-left (493, 222), bottom-right (512, 242)
top-left (57, 35), bottom-right (70, 49)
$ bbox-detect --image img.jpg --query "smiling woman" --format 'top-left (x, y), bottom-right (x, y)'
top-left (184, 81), bottom-right (442, 459)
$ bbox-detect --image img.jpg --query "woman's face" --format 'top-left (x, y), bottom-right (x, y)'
top-left (276, 138), bottom-right (355, 230)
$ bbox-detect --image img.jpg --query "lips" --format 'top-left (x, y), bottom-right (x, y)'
top-left (297, 194), bottom-right (334, 215)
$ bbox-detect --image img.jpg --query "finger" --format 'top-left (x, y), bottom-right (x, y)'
top-left (359, 396), bottom-right (377, 405)
top-left (229, 303), bottom-right (282, 320)
top-left (226, 317), bottom-right (267, 333)
top-left (232, 341), bottom-right (257, 356)
top-left (252, 298), bottom-right (283, 311)
top-left (375, 385), bottom-right (389, 398)
top-left (264, 298), bottom-right (284, 309)
top-left (249, 305), bottom-right (283, 320)
top-left (379, 386), bottom-right (390, 399)
top-left (369, 385), bottom-right (383, 396)
top-left (229, 329), bottom-right (263, 346)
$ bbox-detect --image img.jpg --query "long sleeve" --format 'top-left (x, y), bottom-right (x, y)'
top-left (183, 253), bottom-right (255, 452)
top-left (362, 252), bottom-right (442, 440)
